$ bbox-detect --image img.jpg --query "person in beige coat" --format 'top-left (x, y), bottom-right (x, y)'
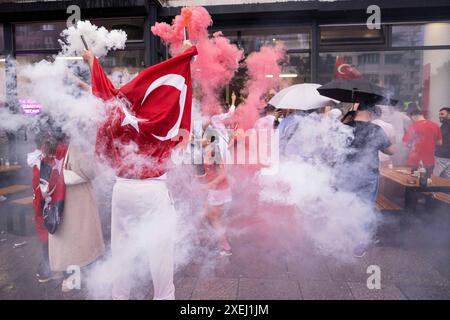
top-left (48, 143), bottom-right (105, 292)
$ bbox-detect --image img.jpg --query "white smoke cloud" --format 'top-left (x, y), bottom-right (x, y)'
top-left (259, 114), bottom-right (380, 261)
top-left (59, 20), bottom-right (127, 58)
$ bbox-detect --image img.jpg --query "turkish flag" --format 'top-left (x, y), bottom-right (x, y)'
top-left (92, 46), bottom-right (197, 179)
top-left (334, 56), bottom-right (361, 80)
top-left (32, 144), bottom-right (68, 241)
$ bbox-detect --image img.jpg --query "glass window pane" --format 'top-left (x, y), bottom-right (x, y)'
top-left (224, 52), bottom-right (310, 105)
top-left (100, 49), bottom-right (145, 86)
top-left (91, 17), bottom-right (145, 41)
top-left (392, 23), bottom-right (450, 47)
top-left (220, 30), bottom-right (239, 47)
top-left (318, 50), bottom-right (450, 123)
top-left (0, 56), bottom-right (5, 107)
top-left (240, 27), bottom-right (310, 53)
top-left (15, 22), bottom-right (67, 51)
top-left (281, 53), bottom-right (311, 85)
top-left (0, 25), bottom-right (4, 53)
top-left (320, 25), bottom-right (385, 45)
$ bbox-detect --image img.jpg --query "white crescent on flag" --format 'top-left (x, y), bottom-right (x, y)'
top-left (141, 74), bottom-right (187, 141)
top-left (337, 63), bottom-right (351, 75)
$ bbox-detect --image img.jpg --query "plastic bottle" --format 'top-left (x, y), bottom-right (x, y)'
top-left (418, 160), bottom-right (427, 187)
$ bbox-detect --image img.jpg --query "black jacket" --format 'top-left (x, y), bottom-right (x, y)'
top-left (436, 120), bottom-right (450, 159)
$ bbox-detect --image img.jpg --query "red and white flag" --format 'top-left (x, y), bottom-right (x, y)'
top-left (32, 144), bottom-right (68, 241)
top-left (334, 56), bottom-right (361, 80)
top-left (92, 46), bottom-right (198, 179)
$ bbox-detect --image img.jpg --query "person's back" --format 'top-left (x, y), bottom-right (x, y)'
top-left (434, 107), bottom-right (450, 178)
top-left (346, 120), bottom-right (391, 175)
top-left (338, 104), bottom-right (392, 204)
top-left (372, 107), bottom-right (395, 164)
top-left (403, 112), bottom-right (442, 169)
top-left (435, 109), bottom-right (450, 160)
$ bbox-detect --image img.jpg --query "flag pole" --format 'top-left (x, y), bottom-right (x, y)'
top-left (183, 26), bottom-right (189, 42)
top-left (183, 8), bottom-right (190, 43)
top-left (80, 35), bottom-right (89, 50)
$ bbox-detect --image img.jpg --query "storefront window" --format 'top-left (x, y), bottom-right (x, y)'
top-left (216, 27), bottom-right (311, 101)
top-left (240, 27), bottom-right (310, 53)
top-left (14, 18), bottom-right (146, 90)
top-left (392, 22), bottom-right (450, 47)
top-left (91, 17), bottom-right (145, 42)
top-left (15, 18), bottom-right (145, 52)
top-left (320, 25), bottom-right (385, 45)
top-left (281, 53), bottom-right (311, 85)
top-left (0, 24), bottom-right (4, 53)
top-left (0, 55), bottom-right (5, 107)
top-left (318, 50), bottom-right (450, 122)
top-left (100, 49), bottom-right (145, 86)
top-left (15, 22), bottom-right (67, 51)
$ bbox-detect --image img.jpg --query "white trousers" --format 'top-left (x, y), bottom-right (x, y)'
top-left (111, 178), bottom-right (176, 300)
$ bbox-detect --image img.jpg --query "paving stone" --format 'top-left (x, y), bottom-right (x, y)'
top-left (175, 277), bottom-right (197, 300)
top-left (326, 258), bottom-right (371, 283)
top-left (191, 278), bottom-right (238, 300)
top-left (300, 280), bottom-right (354, 300)
top-left (287, 255), bottom-right (332, 281)
top-left (3, 214), bottom-right (450, 300)
top-left (215, 247), bottom-right (289, 280)
top-left (364, 246), bottom-right (450, 286)
top-left (238, 278), bottom-right (301, 300)
top-left (347, 282), bottom-right (407, 300)
top-left (397, 284), bottom-right (450, 300)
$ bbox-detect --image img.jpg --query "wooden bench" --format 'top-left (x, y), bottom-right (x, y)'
top-left (0, 165), bottom-right (21, 174)
top-left (424, 192), bottom-right (450, 206)
top-left (10, 196), bottom-right (33, 206)
top-left (0, 185), bottom-right (29, 196)
top-left (375, 194), bottom-right (402, 211)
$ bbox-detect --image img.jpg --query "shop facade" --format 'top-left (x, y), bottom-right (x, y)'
top-left (1, 0), bottom-right (450, 121)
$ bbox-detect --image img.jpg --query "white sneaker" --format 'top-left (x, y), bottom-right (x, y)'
top-left (0, 195), bottom-right (7, 202)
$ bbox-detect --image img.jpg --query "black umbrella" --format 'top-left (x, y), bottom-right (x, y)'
top-left (317, 78), bottom-right (398, 105)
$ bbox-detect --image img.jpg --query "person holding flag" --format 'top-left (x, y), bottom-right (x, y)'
top-left (82, 42), bottom-right (197, 300)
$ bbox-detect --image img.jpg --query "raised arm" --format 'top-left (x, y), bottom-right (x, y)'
top-left (82, 49), bottom-right (95, 70)
top-left (81, 50), bottom-right (119, 100)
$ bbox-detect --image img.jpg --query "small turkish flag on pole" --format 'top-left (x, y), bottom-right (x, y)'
top-left (92, 46), bottom-right (198, 179)
top-left (334, 56), bottom-right (362, 80)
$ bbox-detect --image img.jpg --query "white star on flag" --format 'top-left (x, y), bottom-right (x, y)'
top-left (120, 105), bottom-right (142, 133)
top-left (54, 158), bottom-right (64, 175)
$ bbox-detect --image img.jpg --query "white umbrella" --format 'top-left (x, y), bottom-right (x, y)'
top-left (269, 83), bottom-right (339, 110)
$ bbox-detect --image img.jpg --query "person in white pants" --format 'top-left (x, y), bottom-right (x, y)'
top-left (111, 177), bottom-right (176, 300)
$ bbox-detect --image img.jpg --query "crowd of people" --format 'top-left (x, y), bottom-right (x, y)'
top-left (6, 44), bottom-right (448, 300)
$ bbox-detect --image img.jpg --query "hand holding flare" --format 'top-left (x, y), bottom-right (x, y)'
top-left (82, 49), bottom-right (95, 69)
top-left (181, 8), bottom-right (193, 51)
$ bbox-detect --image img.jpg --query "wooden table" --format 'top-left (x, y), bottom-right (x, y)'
top-left (0, 165), bottom-right (21, 174)
top-left (0, 184), bottom-right (29, 196)
top-left (380, 166), bottom-right (450, 211)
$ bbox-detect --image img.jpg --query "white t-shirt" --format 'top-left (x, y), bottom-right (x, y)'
top-left (372, 118), bottom-right (396, 162)
top-left (255, 114), bottom-right (276, 130)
